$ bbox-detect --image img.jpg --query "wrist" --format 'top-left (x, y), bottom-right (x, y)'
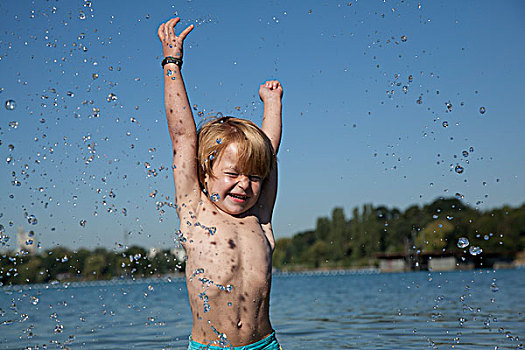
top-left (262, 97), bottom-right (282, 105)
top-left (161, 56), bottom-right (183, 68)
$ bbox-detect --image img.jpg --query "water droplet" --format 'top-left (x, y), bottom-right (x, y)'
top-left (462, 150), bottom-right (469, 157)
top-left (166, 69), bottom-right (173, 77)
top-left (107, 93), bottom-right (117, 102)
top-left (442, 121), bottom-right (449, 128)
top-left (445, 102), bottom-right (453, 112)
top-left (54, 324), bottom-right (64, 333)
top-left (490, 281), bottom-right (499, 293)
top-left (455, 192), bottom-right (464, 200)
top-left (216, 138), bottom-right (222, 144)
top-left (80, 220), bottom-right (87, 227)
top-left (92, 73), bottom-right (99, 80)
top-left (30, 296), bottom-right (39, 305)
top-left (479, 106), bottom-right (486, 114)
top-left (92, 107), bottom-right (100, 117)
top-left (210, 193), bottom-right (220, 202)
top-left (5, 100), bottom-right (16, 110)
top-left (457, 237), bottom-right (469, 249)
top-left (402, 86), bottom-right (408, 94)
top-left (8, 144), bottom-right (14, 151)
top-left (27, 215), bottom-right (38, 225)
top-left (66, 91), bottom-right (75, 97)
top-left (455, 165), bottom-right (464, 174)
top-left (469, 246), bottom-right (482, 256)
top-left (401, 35), bottom-right (407, 42)
top-left (8, 121), bottom-right (18, 129)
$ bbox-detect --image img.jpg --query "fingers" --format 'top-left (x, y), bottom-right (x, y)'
top-left (166, 18), bottom-right (178, 38)
top-left (160, 18), bottom-right (194, 42)
top-left (158, 23), bottom-right (165, 40)
top-left (179, 24), bottom-right (195, 41)
top-left (262, 80), bottom-right (282, 90)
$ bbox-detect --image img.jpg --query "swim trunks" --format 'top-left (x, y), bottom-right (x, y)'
top-left (188, 332), bottom-right (282, 350)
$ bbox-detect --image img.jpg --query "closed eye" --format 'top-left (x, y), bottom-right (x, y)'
top-left (249, 175), bottom-right (262, 182)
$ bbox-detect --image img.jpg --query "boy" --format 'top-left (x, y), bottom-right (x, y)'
top-left (158, 18), bottom-right (283, 349)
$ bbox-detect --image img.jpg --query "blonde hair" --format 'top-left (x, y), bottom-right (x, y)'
top-left (197, 117), bottom-right (275, 188)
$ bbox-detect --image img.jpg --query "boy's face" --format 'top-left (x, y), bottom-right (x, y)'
top-left (205, 143), bottom-right (263, 216)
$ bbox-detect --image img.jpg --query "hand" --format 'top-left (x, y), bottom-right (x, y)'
top-left (158, 17), bottom-right (194, 59)
top-left (259, 80), bottom-right (283, 103)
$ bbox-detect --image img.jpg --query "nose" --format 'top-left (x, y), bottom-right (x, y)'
top-left (237, 175), bottom-right (250, 189)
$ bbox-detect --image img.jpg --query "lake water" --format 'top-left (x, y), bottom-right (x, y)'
top-left (1, 269), bottom-right (524, 349)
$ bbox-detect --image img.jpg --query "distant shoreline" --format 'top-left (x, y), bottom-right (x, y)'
top-left (4, 265), bottom-right (524, 291)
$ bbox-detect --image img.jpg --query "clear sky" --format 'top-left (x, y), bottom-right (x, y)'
top-left (1, 0), bottom-right (524, 251)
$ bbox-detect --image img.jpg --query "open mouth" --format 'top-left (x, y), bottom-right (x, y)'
top-left (228, 193), bottom-right (248, 202)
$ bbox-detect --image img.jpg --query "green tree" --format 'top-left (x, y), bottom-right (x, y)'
top-left (83, 253), bottom-right (107, 280)
top-left (416, 219), bottom-right (454, 252)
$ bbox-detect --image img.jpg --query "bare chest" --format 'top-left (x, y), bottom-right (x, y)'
top-left (181, 205), bottom-right (273, 288)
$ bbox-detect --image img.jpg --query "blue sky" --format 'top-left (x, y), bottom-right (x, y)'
top-left (1, 0), bottom-right (524, 250)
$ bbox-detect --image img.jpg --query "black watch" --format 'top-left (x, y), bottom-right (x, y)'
top-left (161, 56), bottom-right (183, 68)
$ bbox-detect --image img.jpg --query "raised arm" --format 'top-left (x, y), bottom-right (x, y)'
top-left (259, 80), bottom-right (283, 155)
top-left (158, 18), bottom-right (200, 206)
top-left (258, 81), bottom-right (283, 223)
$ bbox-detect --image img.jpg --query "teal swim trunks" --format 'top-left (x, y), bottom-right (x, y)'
top-left (188, 332), bottom-right (282, 350)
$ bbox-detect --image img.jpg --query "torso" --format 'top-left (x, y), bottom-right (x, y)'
top-left (179, 192), bottom-right (275, 346)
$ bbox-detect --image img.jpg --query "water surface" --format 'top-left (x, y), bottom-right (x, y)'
top-left (1, 269), bottom-right (523, 349)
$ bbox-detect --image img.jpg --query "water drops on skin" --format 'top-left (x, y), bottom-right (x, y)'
top-left (5, 100), bottom-right (16, 110)
top-left (210, 193), bottom-right (220, 202)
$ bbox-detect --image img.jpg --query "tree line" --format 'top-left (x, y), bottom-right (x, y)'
top-left (272, 197), bottom-right (525, 269)
top-left (1, 197), bottom-right (524, 285)
top-left (0, 246), bottom-right (185, 286)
